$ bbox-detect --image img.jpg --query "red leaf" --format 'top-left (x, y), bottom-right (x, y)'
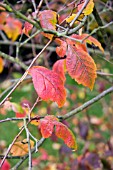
top-left (71, 34), bottom-right (87, 52)
top-left (39, 115), bottom-right (77, 150)
top-left (71, 34), bottom-right (104, 52)
top-left (55, 38), bottom-right (67, 58)
top-left (0, 160), bottom-right (10, 170)
top-left (38, 10), bottom-right (57, 40)
top-left (53, 59), bottom-right (66, 83)
top-left (23, 21), bottom-right (33, 37)
top-left (39, 115), bottom-right (58, 138)
top-left (66, 41), bottom-right (97, 90)
top-left (29, 66), bottom-right (66, 108)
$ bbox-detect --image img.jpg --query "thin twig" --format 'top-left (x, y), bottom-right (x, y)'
top-left (0, 51), bottom-right (28, 70)
top-left (24, 119), bottom-right (32, 170)
top-left (11, 138), bottom-right (45, 170)
top-left (93, 6), bottom-right (113, 57)
top-left (0, 117), bottom-right (27, 123)
top-left (0, 39), bottom-right (52, 106)
top-left (97, 72), bottom-right (113, 76)
top-left (0, 155), bottom-right (22, 159)
top-left (62, 86), bottom-right (113, 120)
top-left (37, 0), bottom-right (44, 14)
top-left (68, 16), bottom-right (88, 35)
top-left (66, 0), bottom-right (90, 33)
top-left (81, 21), bottom-right (113, 43)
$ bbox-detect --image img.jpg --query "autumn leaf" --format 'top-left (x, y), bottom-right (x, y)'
top-left (39, 115), bottom-right (58, 138)
top-left (23, 21), bottom-right (33, 37)
top-left (55, 38), bottom-right (67, 58)
top-left (66, 13), bottom-right (84, 23)
top-left (10, 139), bottom-right (34, 156)
top-left (71, 34), bottom-right (104, 53)
top-left (81, 34), bottom-right (104, 52)
top-left (0, 160), bottom-right (10, 170)
top-left (0, 57), bottom-right (4, 73)
top-left (0, 12), bottom-right (7, 25)
top-left (66, 39), bottom-right (97, 90)
top-left (38, 10), bottom-right (57, 40)
top-left (29, 66), bottom-right (66, 108)
top-left (39, 115), bottom-right (77, 150)
top-left (77, 0), bottom-right (94, 15)
top-left (66, 0), bottom-right (94, 24)
top-left (3, 17), bottom-right (22, 41)
top-left (53, 59), bottom-right (66, 83)
top-left (55, 123), bottom-right (77, 150)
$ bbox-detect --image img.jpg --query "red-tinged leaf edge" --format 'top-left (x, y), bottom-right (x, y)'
top-left (55, 38), bottom-right (67, 58)
top-left (52, 59), bottom-right (66, 83)
top-left (29, 66), bottom-right (66, 108)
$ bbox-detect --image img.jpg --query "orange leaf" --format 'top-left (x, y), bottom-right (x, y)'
top-left (52, 59), bottom-right (66, 83)
top-left (0, 12), bottom-right (7, 25)
top-left (55, 123), bottom-right (77, 150)
top-left (39, 115), bottom-right (77, 150)
top-left (38, 10), bottom-right (57, 39)
top-left (81, 34), bottom-right (104, 52)
top-left (66, 40), bottom-right (97, 90)
top-left (29, 66), bottom-right (66, 108)
top-left (71, 34), bottom-right (88, 52)
top-left (3, 17), bottom-right (22, 41)
top-left (10, 139), bottom-right (34, 156)
top-left (0, 57), bottom-right (4, 73)
top-left (55, 38), bottom-right (67, 58)
top-left (78, 0), bottom-right (94, 15)
top-left (23, 21), bottom-right (33, 37)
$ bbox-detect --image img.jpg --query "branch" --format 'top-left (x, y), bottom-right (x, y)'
top-left (81, 21), bottom-right (113, 43)
top-left (0, 117), bottom-right (26, 123)
top-left (62, 86), bottom-right (113, 120)
top-left (11, 138), bottom-right (45, 170)
top-left (24, 119), bottom-right (32, 170)
top-left (0, 51), bottom-right (28, 70)
top-left (70, 0), bottom-right (90, 27)
top-left (93, 6), bottom-right (113, 57)
top-left (0, 155), bottom-right (22, 159)
top-left (66, 0), bottom-right (90, 34)
top-left (68, 16), bottom-right (88, 35)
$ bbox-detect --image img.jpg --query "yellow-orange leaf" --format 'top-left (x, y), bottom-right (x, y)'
top-left (66, 13), bottom-right (84, 23)
top-left (78, 0), bottom-right (94, 15)
top-left (29, 66), bottom-right (66, 108)
top-left (3, 17), bottom-right (22, 41)
top-left (66, 42), bottom-right (97, 90)
top-left (81, 34), bottom-right (104, 52)
top-left (10, 139), bottom-right (34, 156)
top-left (0, 57), bottom-right (4, 73)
